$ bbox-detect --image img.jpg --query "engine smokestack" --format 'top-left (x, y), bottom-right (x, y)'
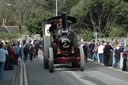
top-left (62, 12), bottom-right (68, 31)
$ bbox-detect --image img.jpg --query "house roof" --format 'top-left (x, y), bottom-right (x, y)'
top-left (0, 26), bottom-right (20, 33)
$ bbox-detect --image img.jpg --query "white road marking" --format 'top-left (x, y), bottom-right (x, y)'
top-left (64, 71), bottom-right (98, 85)
top-left (84, 71), bottom-right (128, 85)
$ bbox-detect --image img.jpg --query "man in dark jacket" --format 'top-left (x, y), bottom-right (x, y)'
top-left (29, 44), bottom-right (34, 61)
top-left (114, 46), bottom-right (122, 68)
top-left (89, 40), bottom-right (95, 59)
top-left (24, 44), bottom-right (29, 61)
top-left (34, 42), bottom-right (40, 57)
top-left (104, 42), bottom-right (113, 66)
top-left (83, 42), bottom-right (89, 62)
top-left (122, 46), bottom-right (128, 71)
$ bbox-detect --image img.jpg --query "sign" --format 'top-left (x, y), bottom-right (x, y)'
top-left (93, 32), bottom-right (97, 37)
top-left (93, 32), bottom-right (98, 40)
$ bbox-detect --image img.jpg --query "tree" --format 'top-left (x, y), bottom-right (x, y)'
top-left (1, 0), bottom-right (128, 38)
top-left (0, 0), bottom-right (47, 30)
top-left (25, 12), bottom-right (53, 36)
top-left (70, 0), bottom-right (123, 37)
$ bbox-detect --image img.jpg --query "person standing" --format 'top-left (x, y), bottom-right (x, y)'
top-left (89, 40), bottom-right (95, 59)
top-left (92, 43), bottom-right (99, 62)
top-left (7, 45), bottom-right (15, 65)
top-left (0, 43), bottom-right (8, 79)
top-left (4, 45), bottom-right (11, 70)
top-left (122, 46), bottom-right (128, 71)
top-left (103, 42), bottom-right (113, 66)
top-left (34, 42), bottom-right (40, 57)
top-left (24, 44), bottom-right (29, 61)
top-left (13, 44), bottom-right (19, 65)
top-left (83, 42), bottom-right (89, 62)
top-left (29, 44), bottom-right (34, 61)
top-left (114, 45), bottom-right (122, 68)
top-left (98, 42), bottom-right (105, 64)
top-left (21, 43), bottom-right (25, 59)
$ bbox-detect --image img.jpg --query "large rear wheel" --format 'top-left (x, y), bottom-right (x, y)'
top-left (79, 46), bottom-right (85, 71)
top-left (44, 36), bottom-right (51, 69)
top-left (49, 47), bottom-right (54, 73)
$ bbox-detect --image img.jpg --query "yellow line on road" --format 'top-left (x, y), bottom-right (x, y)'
top-left (20, 60), bottom-right (23, 85)
top-left (107, 67), bottom-right (128, 74)
top-left (22, 60), bottom-right (28, 85)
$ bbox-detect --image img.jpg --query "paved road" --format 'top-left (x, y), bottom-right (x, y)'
top-left (24, 52), bottom-right (128, 85)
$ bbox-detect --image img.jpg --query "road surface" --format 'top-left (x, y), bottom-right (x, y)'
top-left (21, 51), bottom-right (128, 85)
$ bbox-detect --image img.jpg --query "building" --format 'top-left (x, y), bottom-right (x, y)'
top-left (0, 19), bottom-right (20, 33)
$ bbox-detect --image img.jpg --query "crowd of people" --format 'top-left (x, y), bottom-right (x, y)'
top-left (82, 39), bottom-right (128, 71)
top-left (1, 38), bottom-right (128, 79)
top-left (0, 39), bottom-right (41, 79)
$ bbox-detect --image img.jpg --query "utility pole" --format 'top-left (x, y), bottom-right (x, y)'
top-left (56, 0), bottom-right (58, 16)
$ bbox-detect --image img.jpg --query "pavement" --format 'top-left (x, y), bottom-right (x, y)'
top-left (0, 65), bottom-right (17, 85)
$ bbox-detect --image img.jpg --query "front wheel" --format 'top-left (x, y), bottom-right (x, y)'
top-left (79, 46), bottom-right (85, 71)
top-left (44, 36), bottom-right (51, 69)
top-left (49, 47), bottom-right (54, 73)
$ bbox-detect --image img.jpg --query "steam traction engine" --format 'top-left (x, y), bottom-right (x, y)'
top-left (43, 13), bottom-right (85, 72)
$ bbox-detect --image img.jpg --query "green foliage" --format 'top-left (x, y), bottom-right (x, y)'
top-left (20, 26), bottom-right (29, 35)
top-left (70, 0), bottom-right (128, 37)
top-left (80, 31), bottom-right (93, 41)
top-left (114, 2), bottom-right (128, 26)
top-left (0, 32), bottom-right (20, 39)
top-left (25, 12), bottom-right (53, 36)
top-left (1, 0), bottom-right (128, 38)
top-left (109, 25), bottom-right (127, 37)
top-left (46, 0), bottom-right (55, 12)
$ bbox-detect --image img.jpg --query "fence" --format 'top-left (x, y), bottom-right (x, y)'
top-left (96, 51), bottom-right (128, 71)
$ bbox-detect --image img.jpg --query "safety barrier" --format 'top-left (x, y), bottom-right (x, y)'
top-left (96, 50), bottom-right (113, 65)
top-left (96, 51), bottom-right (128, 71)
top-left (119, 54), bottom-right (124, 69)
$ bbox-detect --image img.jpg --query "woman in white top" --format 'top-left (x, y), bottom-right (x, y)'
top-left (98, 42), bottom-right (105, 64)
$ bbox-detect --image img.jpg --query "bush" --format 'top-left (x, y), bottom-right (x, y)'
top-left (0, 32), bottom-right (20, 39)
top-left (80, 31), bottom-right (93, 41)
top-left (109, 25), bottom-right (127, 37)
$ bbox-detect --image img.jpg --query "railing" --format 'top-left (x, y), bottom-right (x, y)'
top-left (96, 51), bottom-right (128, 71)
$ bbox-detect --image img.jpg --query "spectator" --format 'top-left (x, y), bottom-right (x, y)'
top-left (114, 40), bottom-right (118, 46)
top-left (114, 45), bottom-right (122, 68)
top-left (122, 46), bottom-right (128, 71)
top-left (0, 43), bottom-right (8, 79)
top-left (34, 42), bottom-right (40, 57)
top-left (119, 43), bottom-right (124, 52)
top-left (92, 43), bottom-right (99, 62)
top-left (4, 45), bottom-right (12, 70)
top-left (7, 45), bottom-right (15, 65)
top-left (111, 39), bottom-right (115, 46)
top-left (24, 44), bottom-right (29, 61)
top-left (21, 43), bottom-right (25, 59)
top-left (83, 41), bottom-right (89, 62)
top-left (13, 44), bottom-right (19, 65)
top-left (29, 44), bottom-right (34, 61)
top-left (104, 42), bottom-right (113, 66)
top-left (98, 42), bottom-right (105, 64)
top-left (89, 40), bottom-right (95, 59)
